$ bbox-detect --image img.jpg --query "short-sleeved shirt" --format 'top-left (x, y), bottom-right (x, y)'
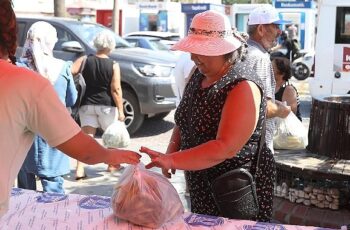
top-left (0, 60), bottom-right (80, 217)
top-left (173, 52), bottom-right (196, 104)
top-left (238, 39), bottom-right (276, 152)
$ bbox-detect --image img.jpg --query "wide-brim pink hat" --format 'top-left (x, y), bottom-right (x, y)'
top-left (171, 10), bottom-right (241, 56)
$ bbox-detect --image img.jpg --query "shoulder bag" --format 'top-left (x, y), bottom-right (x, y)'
top-left (71, 56), bottom-right (87, 125)
top-left (187, 68), bottom-right (264, 220)
top-left (210, 120), bottom-right (266, 220)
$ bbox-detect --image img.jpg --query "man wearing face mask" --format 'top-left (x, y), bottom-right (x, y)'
top-left (237, 5), bottom-right (292, 153)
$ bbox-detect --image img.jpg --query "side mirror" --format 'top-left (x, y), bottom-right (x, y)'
top-left (61, 41), bottom-right (84, 53)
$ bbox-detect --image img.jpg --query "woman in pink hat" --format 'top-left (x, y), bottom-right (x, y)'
top-left (141, 10), bottom-right (274, 222)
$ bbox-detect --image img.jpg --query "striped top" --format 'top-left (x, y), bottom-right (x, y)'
top-left (235, 39), bottom-right (276, 152)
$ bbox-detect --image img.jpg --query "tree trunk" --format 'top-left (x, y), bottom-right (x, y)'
top-left (112, 0), bottom-right (120, 35)
top-left (54, 0), bottom-right (66, 17)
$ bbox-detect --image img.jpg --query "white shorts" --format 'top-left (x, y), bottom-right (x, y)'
top-left (79, 105), bottom-right (118, 131)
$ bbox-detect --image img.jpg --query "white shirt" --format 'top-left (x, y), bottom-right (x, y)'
top-left (0, 60), bottom-right (80, 217)
top-left (173, 52), bottom-right (195, 105)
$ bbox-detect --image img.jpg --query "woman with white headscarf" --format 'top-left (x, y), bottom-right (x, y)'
top-left (17, 21), bottom-right (78, 193)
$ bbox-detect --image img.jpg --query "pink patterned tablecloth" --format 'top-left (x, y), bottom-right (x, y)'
top-left (0, 188), bottom-right (334, 230)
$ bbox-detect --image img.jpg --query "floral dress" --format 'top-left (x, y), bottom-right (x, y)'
top-left (174, 63), bottom-right (276, 222)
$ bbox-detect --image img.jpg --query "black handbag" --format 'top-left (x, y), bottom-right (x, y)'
top-left (211, 167), bottom-right (259, 220)
top-left (210, 120), bottom-right (266, 220)
top-left (71, 57), bottom-right (87, 125)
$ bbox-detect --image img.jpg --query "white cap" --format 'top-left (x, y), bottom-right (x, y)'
top-left (248, 5), bottom-right (291, 25)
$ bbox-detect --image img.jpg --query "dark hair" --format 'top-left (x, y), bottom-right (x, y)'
top-left (272, 57), bottom-right (291, 81)
top-left (280, 30), bottom-right (288, 40)
top-left (0, 0), bottom-right (17, 62)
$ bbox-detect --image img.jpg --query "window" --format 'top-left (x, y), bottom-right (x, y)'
top-left (335, 7), bottom-right (350, 44)
top-left (16, 22), bottom-right (26, 46)
top-left (53, 26), bottom-right (78, 51)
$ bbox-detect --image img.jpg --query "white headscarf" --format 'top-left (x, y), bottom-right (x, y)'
top-left (21, 21), bottom-right (65, 85)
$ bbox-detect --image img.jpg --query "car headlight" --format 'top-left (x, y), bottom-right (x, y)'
top-left (134, 63), bottom-right (172, 77)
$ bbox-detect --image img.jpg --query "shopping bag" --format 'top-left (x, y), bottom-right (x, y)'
top-left (102, 121), bottom-right (130, 148)
top-left (111, 164), bottom-right (184, 228)
top-left (273, 112), bottom-right (308, 150)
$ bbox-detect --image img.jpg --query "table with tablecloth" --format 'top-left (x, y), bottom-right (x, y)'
top-left (0, 188), bottom-right (333, 230)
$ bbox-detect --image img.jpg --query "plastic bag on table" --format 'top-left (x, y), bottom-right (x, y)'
top-left (102, 121), bottom-right (130, 148)
top-left (111, 164), bottom-right (184, 228)
top-left (273, 112), bottom-right (308, 150)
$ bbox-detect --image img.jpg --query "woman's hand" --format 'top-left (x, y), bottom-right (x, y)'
top-left (139, 146), bottom-right (175, 178)
top-left (118, 112), bottom-right (125, 121)
top-left (106, 149), bottom-right (141, 165)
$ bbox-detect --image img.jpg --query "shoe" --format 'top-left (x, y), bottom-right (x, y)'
top-left (75, 174), bottom-right (87, 181)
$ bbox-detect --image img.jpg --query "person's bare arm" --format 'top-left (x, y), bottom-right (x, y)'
top-left (165, 126), bottom-right (181, 154)
top-left (141, 80), bottom-right (261, 171)
top-left (160, 125), bottom-right (181, 177)
top-left (282, 85), bottom-right (298, 115)
top-left (110, 63), bottom-right (125, 121)
top-left (266, 99), bottom-right (291, 118)
top-left (71, 56), bottom-right (86, 76)
top-left (56, 131), bottom-right (140, 165)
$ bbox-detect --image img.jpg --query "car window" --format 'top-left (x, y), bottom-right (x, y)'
top-left (65, 22), bottom-right (131, 49)
top-left (336, 7), bottom-right (350, 44)
top-left (148, 40), bottom-right (170, 51)
top-left (126, 40), bottom-right (137, 47)
top-left (54, 26), bottom-right (79, 50)
top-left (167, 36), bottom-right (180, 41)
top-left (16, 21), bottom-right (27, 46)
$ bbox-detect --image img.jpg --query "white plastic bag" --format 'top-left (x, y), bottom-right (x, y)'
top-left (102, 121), bottom-right (130, 148)
top-left (111, 164), bottom-right (184, 228)
top-left (273, 112), bottom-right (308, 150)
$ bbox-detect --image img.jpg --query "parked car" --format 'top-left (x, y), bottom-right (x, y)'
top-left (124, 36), bottom-right (180, 58)
top-left (16, 17), bottom-right (177, 135)
top-left (124, 31), bottom-right (181, 48)
top-left (124, 36), bottom-right (170, 52)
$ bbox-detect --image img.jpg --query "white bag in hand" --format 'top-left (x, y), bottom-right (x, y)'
top-left (102, 121), bottom-right (130, 148)
top-left (111, 164), bottom-right (184, 228)
top-left (273, 112), bottom-right (308, 150)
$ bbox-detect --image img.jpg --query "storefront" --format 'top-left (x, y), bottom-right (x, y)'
top-left (181, 3), bottom-right (226, 36)
top-left (230, 1), bottom-right (317, 51)
top-left (137, 2), bottom-right (182, 33)
top-left (274, 0), bottom-right (317, 51)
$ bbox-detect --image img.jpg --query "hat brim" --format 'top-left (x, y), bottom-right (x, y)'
top-left (171, 35), bottom-right (242, 56)
top-left (272, 19), bottom-right (292, 25)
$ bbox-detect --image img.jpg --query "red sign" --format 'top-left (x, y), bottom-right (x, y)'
top-left (343, 47), bottom-right (350, 71)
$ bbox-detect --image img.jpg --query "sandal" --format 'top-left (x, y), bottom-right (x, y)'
top-left (75, 174), bottom-right (87, 181)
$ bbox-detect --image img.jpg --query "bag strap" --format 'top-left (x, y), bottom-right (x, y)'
top-left (253, 112), bottom-right (266, 180)
top-left (79, 56), bottom-right (87, 74)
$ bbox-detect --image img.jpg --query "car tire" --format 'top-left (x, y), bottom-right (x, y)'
top-left (123, 89), bottom-right (145, 135)
top-left (292, 62), bottom-right (310, 81)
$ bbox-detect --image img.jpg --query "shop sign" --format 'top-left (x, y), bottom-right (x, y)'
top-left (274, 0), bottom-right (313, 9)
top-left (181, 4), bottom-right (210, 13)
top-left (342, 47), bottom-right (350, 71)
top-left (137, 2), bottom-right (165, 11)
